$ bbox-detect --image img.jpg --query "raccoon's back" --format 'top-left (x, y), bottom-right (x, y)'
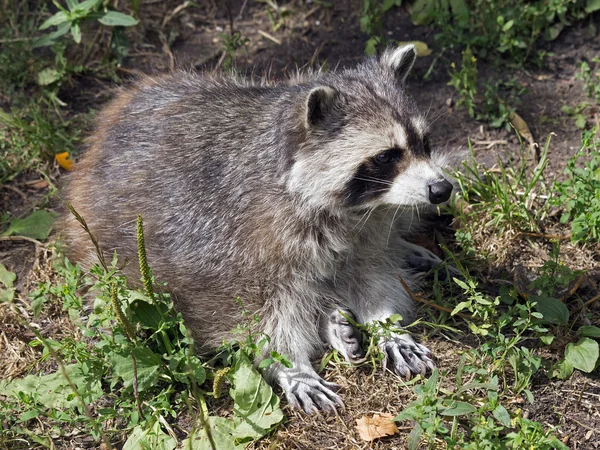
top-left (62, 73), bottom-right (297, 291)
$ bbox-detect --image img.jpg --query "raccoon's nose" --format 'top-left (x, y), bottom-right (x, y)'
top-left (428, 180), bottom-right (453, 204)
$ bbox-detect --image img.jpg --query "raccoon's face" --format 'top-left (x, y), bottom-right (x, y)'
top-left (289, 45), bottom-right (453, 211)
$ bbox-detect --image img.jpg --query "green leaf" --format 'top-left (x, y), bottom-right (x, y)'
top-left (575, 114), bottom-right (587, 130)
top-left (109, 347), bottom-right (162, 392)
top-left (2, 210), bottom-right (58, 240)
top-left (0, 264), bottom-right (16, 289)
top-left (449, 0), bottom-right (469, 26)
top-left (128, 292), bottom-right (168, 329)
top-left (552, 358), bottom-right (574, 380)
top-left (39, 11), bottom-right (69, 30)
top-left (440, 401), bottom-right (477, 416)
top-left (37, 68), bottom-right (62, 86)
top-left (73, 0), bottom-right (102, 13)
top-left (97, 11), bottom-right (139, 27)
top-left (0, 364), bottom-right (103, 409)
top-left (565, 337), bottom-right (599, 373)
top-left (32, 22), bottom-right (71, 48)
top-left (492, 405), bottom-right (511, 427)
top-left (579, 326), bottom-right (600, 338)
top-left (123, 422), bottom-right (176, 450)
top-left (183, 416), bottom-right (247, 450)
top-left (19, 409), bottom-right (41, 422)
top-left (0, 288), bottom-right (15, 303)
top-left (502, 19), bottom-right (514, 32)
top-left (65, 0), bottom-right (78, 11)
top-left (531, 295), bottom-right (569, 326)
top-left (407, 422), bottom-right (423, 450)
top-left (229, 351), bottom-right (284, 440)
top-left (453, 277), bottom-right (469, 291)
top-left (410, 0), bottom-right (437, 25)
top-left (71, 23), bottom-right (81, 43)
top-left (586, 0), bottom-right (600, 13)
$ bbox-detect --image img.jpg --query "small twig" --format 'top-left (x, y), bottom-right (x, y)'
top-left (471, 139), bottom-right (508, 149)
top-left (0, 235), bottom-right (46, 247)
top-left (398, 275), bottom-right (473, 320)
top-left (258, 30), bottom-right (281, 45)
top-left (559, 275), bottom-right (584, 302)
top-left (1, 184), bottom-right (28, 200)
top-left (584, 293), bottom-right (600, 308)
top-left (235, 0), bottom-right (249, 20)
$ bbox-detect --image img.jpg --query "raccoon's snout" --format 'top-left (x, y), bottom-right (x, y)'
top-left (428, 179), bottom-right (453, 204)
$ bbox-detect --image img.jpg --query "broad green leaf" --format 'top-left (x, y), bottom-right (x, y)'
top-left (0, 289), bottom-right (15, 303)
top-left (2, 210), bottom-right (58, 240)
top-left (440, 401), bottom-right (477, 416)
top-left (586, 0), bottom-right (600, 12)
top-left (407, 422), bottom-right (423, 450)
top-left (183, 416), bottom-right (247, 450)
top-left (531, 295), bottom-right (569, 326)
top-left (492, 405), bottom-right (511, 427)
top-left (128, 292), bottom-right (168, 329)
top-left (565, 337), bottom-right (599, 373)
top-left (229, 352), bottom-right (284, 440)
top-left (579, 326), bottom-right (600, 338)
top-left (65, 0), bottom-right (78, 11)
top-left (552, 358), bottom-right (574, 380)
top-left (450, 0), bottom-right (469, 26)
top-left (109, 347), bottom-right (162, 392)
top-left (33, 21), bottom-right (71, 48)
top-left (0, 364), bottom-right (102, 409)
top-left (73, 0), bottom-right (102, 12)
top-left (575, 114), bottom-right (587, 130)
top-left (97, 11), bottom-right (139, 27)
top-left (71, 23), bottom-right (81, 43)
top-left (39, 11), bottom-right (69, 30)
top-left (0, 264), bottom-right (16, 288)
top-left (37, 68), bottom-right (62, 86)
top-left (123, 421), bottom-right (176, 450)
top-left (410, 0), bottom-right (437, 25)
top-left (394, 405), bottom-right (418, 421)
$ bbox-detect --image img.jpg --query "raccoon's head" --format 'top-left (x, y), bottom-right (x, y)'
top-left (288, 45), bottom-right (453, 212)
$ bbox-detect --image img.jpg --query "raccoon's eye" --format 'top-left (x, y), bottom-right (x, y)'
top-left (374, 149), bottom-right (402, 165)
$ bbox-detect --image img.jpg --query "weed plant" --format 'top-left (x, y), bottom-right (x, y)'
top-left (0, 213), bottom-right (284, 449)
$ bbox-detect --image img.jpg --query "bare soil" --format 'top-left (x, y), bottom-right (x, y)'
top-left (2, 1), bottom-right (600, 448)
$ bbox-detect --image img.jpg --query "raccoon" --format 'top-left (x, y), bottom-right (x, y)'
top-left (63, 45), bottom-right (454, 413)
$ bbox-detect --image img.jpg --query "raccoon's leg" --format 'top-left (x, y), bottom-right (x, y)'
top-left (345, 269), bottom-right (435, 378)
top-left (260, 291), bottom-right (345, 414)
top-left (323, 309), bottom-right (366, 364)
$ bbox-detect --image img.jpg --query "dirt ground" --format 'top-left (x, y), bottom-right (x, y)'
top-left (2, 0), bottom-right (600, 449)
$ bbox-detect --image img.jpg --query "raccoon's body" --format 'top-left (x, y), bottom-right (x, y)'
top-left (63, 45), bottom-right (454, 412)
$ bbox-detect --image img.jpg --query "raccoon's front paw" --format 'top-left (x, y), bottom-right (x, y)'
top-left (326, 309), bottom-right (366, 364)
top-left (277, 365), bottom-right (344, 414)
top-left (379, 333), bottom-right (435, 378)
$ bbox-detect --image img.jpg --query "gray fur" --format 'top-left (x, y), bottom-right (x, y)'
top-left (62, 45), bottom-right (453, 413)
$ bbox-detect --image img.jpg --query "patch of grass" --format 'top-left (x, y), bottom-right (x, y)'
top-left (0, 213), bottom-right (285, 449)
top-left (449, 135), bottom-right (551, 248)
top-left (552, 129), bottom-right (600, 242)
top-left (0, 101), bottom-right (82, 184)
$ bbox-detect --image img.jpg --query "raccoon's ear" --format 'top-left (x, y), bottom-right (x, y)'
top-left (381, 45), bottom-right (417, 84)
top-left (305, 86), bottom-right (337, 128)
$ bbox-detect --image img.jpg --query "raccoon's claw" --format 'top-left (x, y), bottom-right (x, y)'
top-left (380, 333), bottom-right (435, 378)
top-left (278, 367), bottom-right (344, 414)
top-left (326, 309), bottom-right (366, 364)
